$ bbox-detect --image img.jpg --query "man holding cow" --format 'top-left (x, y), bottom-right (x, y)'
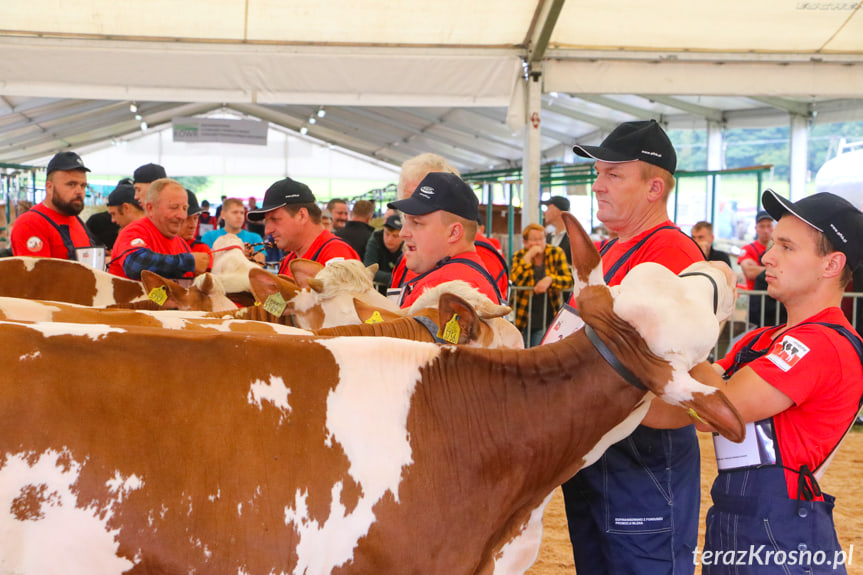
top-left (547, 120), bottom-right (708, 575)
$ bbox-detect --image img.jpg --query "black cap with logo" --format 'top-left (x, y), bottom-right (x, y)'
top-left (247, 177), bottom-right (317, 221)
top-left (107, 182), bottom-right (139, 208)
top-left (387, 172), bottom-right (478, 221)
top-left (383, 214), bottom-right (403, 230)
top-left (47, 151), bottom-right (90, 175)
top-left (186, 189), bottom-right (203, 216)
top-left (762, 189), bottom-right (863, 271)
top-left (572, 119), bottom-right (677, 175)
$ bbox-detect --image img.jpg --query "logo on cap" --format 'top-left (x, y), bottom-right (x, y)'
top-left (418, 186), bottom-right (435, 198)
top-left (830, 224), bottom-right (847, 244)
top-left (642, 150), bottom-right (662, 158)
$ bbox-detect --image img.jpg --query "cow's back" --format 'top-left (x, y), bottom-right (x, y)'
top-left (0, 257), bottom-right (145, 306)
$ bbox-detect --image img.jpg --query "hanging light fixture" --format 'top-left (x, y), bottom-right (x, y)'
top-left (308, 116), bottom-right (317, 125)
top-left (300, 126), bottom-right (308, 135)
top-left (130, 102), bottom-right (138, 113)
top-left (317, 107), bottom-right (326, 118)
top-left (140, 121), bottom-right (148, 131)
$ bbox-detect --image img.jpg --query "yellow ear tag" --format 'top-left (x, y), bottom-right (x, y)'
top-left (365, 310), bottom-right (385, 324)
top-left (262, 292), bottom-right (287, 316)
top-left (437, 314), bottom-right (461, 344)
top-left (688, 408), bottom-right (706, 425)
top-left (148, 286), bottom-right (168, 306)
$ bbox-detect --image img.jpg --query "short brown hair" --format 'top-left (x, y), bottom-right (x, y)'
top-left (811, 226), bottom-right (853, 288)
top-left (640, 163), bottom-right (676, 201)
top-left (440, 211), bottom-right (477, 243)
top-left (146, 178), bottom-right (183, 204)
top-left (522, 222), bottom-right (546, 241)
top-left (351, 200), bottom-right (375, 218)
top-left (692, 221), bottom-right (713, 234)
top-left (285, 202), bottom-right (322, 225)
top-left (222, 198), bottom-right (245, 211)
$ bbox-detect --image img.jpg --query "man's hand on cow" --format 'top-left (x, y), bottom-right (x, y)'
top-left (192, 252), bottom-right (211, 275)
top-left (534, 275), bottom-right (553, 294)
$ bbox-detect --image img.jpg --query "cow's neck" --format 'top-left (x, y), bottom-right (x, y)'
top-left (420, 330), bottom-right (648, 503)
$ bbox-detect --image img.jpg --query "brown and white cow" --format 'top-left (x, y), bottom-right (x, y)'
top-left (0, 214), bottom-right (743, 575)
top-left (0, 256), bottom-right (147, 306)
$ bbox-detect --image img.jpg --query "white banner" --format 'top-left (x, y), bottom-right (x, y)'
top-left (172, 117), bottom-right (268, 145)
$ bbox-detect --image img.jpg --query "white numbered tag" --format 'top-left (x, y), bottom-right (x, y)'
top-left (386, 287), bottom-right (403, 306)
top-left (540, 304), bottom-right (585, 345)
top-left (713, 420), bottom-right (776, 471)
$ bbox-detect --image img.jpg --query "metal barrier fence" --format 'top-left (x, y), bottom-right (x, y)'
top-left (507, 285), bottom-right (863, 356)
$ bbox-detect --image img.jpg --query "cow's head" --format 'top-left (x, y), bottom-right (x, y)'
top-left (139, 271), bottom-right (237, 313)
top-left (249, 260), bottom-right (397, 330)
top-left (349, 280), bottom-right (524, 349)
top-left (564, 213), bottom-right (745, 442)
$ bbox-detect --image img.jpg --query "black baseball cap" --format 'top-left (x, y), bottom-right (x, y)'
top-left (572, 119), bottom-right (677, 175)
top-left (541, 196), bottom-right (571, 211)
top-left (762, 189), bottom-right (863, 271)
top-left (247, 177), bottom-right (316, 221)
top-left (106, 182), bottom-right (139, 208)
top-left (756, 210), bottom-right (773, 223)
top-left (387, 172), bottom-right (478, 221)
top-left (46, 151), bottom-right (90, 175)
top-left (186, 189), bottom-right (203, 216)
top-left (133, 163), bottom-right (167, 184)
top-left (383, 214), bottom-right (403, 230)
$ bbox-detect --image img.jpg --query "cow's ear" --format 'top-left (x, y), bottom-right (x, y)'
top-left (248, 268), bottom-right (300, 305)
top-left (366, 263), bottom-right (379, 278)
top-left (679, 361), bottom-right (745, 443)
top-left (438, 292), bottom-right (481, 344)
top-left (308, 278), bottom-right (325, 293)
top-left (195, 273), bottom-right (216, 295)
top-left (140, 270), bottom-right (186, 309)
top-left (290, 259), bottom-right (324, 288)
top-left (563, 212), bottom-right (605, 299)
top-left (353, 298), bottom-right (401, 323)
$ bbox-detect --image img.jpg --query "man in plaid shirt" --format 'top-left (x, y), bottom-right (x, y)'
top-left (510, 223), bottom-right (572, 346)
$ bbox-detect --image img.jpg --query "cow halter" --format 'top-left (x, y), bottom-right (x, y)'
top-left (678, 271), bottom-right (719, 315)
top-left (584, 324), bottom-right (648, 391)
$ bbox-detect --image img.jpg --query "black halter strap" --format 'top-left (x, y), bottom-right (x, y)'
top-left (585, 324), bottom-right (648, 391)
top-left (678, 271), bottom-right (719, 315)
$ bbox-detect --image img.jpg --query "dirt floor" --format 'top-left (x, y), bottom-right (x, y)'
top-left (527, 430), bottom-right (863, 575)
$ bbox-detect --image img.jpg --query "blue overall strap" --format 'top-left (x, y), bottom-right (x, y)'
top-left (401, 256), bottom-right (504, 305)
top-left (474, 238), bottom-right (510, 283)
top-left (601, 225), bottom-right (691, 284)
top-left (30, 209), bottom-right (98, 259)
top-left (310, 237), bottom-right (339, 261)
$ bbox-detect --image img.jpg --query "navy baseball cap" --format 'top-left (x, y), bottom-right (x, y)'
top-left (762, 189), bottom-right (863, 271)
top-left (248, 177), bottom-right (316, 221)
top-left (572, 119), bottom-right (677, 175)
top-left (541, 196), bottom-right (571, 211)
top-left (756, 210), bottom-right (773, 223)
top-left (133, 163), bottom-right (167, 184)
top-left (383, 214), bottom-right (403, 230)
top-left (107, 182), bottom-right (139, 208)
top-left (47, 151), bottom-right (90, 175)
top-left (388, 172), bottom-right (479, 221)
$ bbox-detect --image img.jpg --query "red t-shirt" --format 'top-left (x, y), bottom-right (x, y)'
top-left (109, 217), bottom-right (193, 279)
top-left (11, 204), bottom-right (93, 259)
top-left (398, 250), bottom-right (500, 309)
top-left (717, 307), bottom-right (863, 498)
top-left (737, 241), bottom-right (768, 290)
top-left (568, 221), bottom-right (704, 305)
top-left (277, 229), bottom-right (360, 276)
top-left (475, 233), bottom-right (509, 298)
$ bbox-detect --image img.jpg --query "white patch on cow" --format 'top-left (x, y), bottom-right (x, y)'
top-left (19, 351), bottom-right (41, 361)
top-left (105, 471), bottom-right (144, 503)
top-left (19, 256), bottom-right (40, 272)
top-left (611, 262), bottom-right (732, 402)
top-left (289, 289), bottom-right (319, 314)
top-left (1, 320), bottom-right (125, 341)
top-left (0, 450), bottom-right (136, 574)
top-left (280, 337), bottom-right (440, 575)
top-left (0, 297), bottom-right (61, 322)
top-left (580, 398), bottom-right (653, 470)
top-left (661, 370), bottom-right (720, 405)
top-left (574, 261), bottom-right (604, 294)
top-left (92, 271), bottom-right (124, 307)
top-left (208, 489), bottom-right (221, 502)
top-left (493, 491), bottom-right (554, 575)
top-left (237, 503), bottom-right (243, 516)
top-left (247, 377), bottom-right (292, 423)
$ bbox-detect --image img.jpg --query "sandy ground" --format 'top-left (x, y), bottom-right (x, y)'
top-left (527, 430), bottom-right (863, 575)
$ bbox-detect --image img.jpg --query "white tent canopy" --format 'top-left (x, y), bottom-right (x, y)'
top-left (1, 0), bottom-right (862, 186)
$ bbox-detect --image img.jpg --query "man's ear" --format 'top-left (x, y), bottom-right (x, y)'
top-left (646, 177), bottom-right (665, 202)
top-left (824, 251), bottom-right (847, 279)
top-left (448, 222), bottom-right (463, 243)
